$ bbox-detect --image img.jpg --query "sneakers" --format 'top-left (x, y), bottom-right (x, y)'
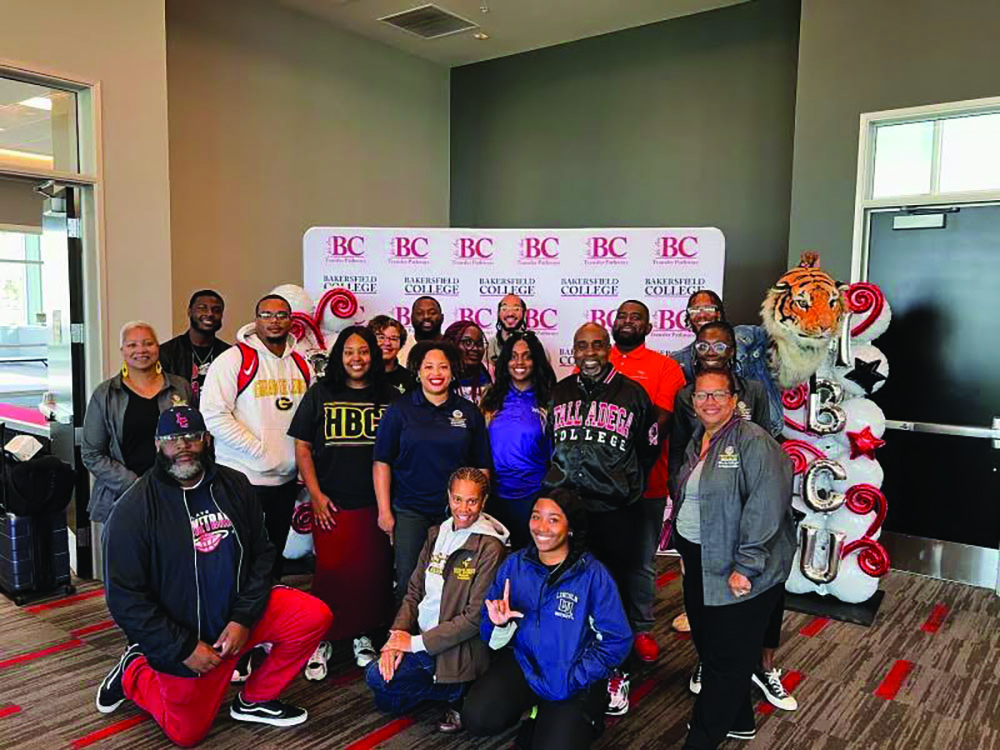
top-left (634, 632), bottom-right (660, 663)
top-left (437, 708), bottom-right (463, 733)
top-left (753, 667), bottom-right (799, 711)
top-left (606, 670), bottom-right (630, 716)
top-left (672, 612), bottom-right (691, 633)
top-left (96, 643), bottom-right (143, 714)
top-left (231, 650), bottom-right (253, 683)
top-left (689, 662), bottom-right (702, 695)
top-left (727, 727), bottom-right (757, 741)
top-left (230, 693), bottom-right (308, 727)
top-left (353, 636), bottom-right (377, 668)
top-left (304, 641), bottom-right (332, 682)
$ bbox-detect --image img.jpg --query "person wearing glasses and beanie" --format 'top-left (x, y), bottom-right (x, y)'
top-left (671, 367), bottom-right (795, 749)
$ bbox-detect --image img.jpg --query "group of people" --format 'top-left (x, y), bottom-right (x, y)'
top-left (84, 286), bottom-right (797, 750)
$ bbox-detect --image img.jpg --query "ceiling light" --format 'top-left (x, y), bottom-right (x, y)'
top-left (0, 147), bottom-right (54, 165)
top-left (473, 31), bottom-right (490, 40)
top-left (19, 97), bottom-right (52, 111)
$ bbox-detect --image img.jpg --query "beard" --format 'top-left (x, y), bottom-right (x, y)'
top-left (611, 326), bottom-right (644, 348)
top-left (155, 443), bottom-right (214, 483)
top-left (414, 322), bottom-right (442, 341)
top-left (189, 314), bottom-right (221, 334)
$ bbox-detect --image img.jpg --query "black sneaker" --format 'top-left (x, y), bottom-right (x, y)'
top-left (727, 727), bottom-right (757, 741)
top-left (752, 667), bottom-right (798, 711)
top-left (689, 662), bottom-right (702, 695)
top-left (231, 650), bottom-right (253, 683)
top-left (96, 643), bottom-right (143, 714)
top-left (229, 693), bottom-right (308, 727)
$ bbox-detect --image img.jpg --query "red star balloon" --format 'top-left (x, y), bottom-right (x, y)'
top-left (847, 426), bottom-right (886, 460)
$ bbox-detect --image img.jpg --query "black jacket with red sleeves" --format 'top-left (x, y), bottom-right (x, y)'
top-left (544, 366), bottom-right (659, 512)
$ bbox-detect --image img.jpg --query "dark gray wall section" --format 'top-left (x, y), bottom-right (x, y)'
top-left (451, 0), bottom-right (801, 323)
top-left (790, 0), bottom-right (1000, 281)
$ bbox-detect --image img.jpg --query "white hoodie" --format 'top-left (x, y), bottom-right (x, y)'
top-left (200, 323), bottom-right (311, 486)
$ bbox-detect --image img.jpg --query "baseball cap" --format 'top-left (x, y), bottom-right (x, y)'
top-left (156, 406), bottom-right (207, 439)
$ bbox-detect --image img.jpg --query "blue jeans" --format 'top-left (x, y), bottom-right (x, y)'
top-left (365, 651), bottom-right (465, 714)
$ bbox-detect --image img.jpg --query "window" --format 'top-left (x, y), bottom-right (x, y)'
top-left (0, 230), bottom-right (43, 327)
top-left (0, 77), bottom-right (78, 173)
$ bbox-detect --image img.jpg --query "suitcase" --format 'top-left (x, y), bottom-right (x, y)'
top-left (0, 423), bottom-right (76, 605)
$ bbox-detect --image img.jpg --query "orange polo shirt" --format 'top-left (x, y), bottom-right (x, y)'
top-left (609, 343), bottom-right (686, 499)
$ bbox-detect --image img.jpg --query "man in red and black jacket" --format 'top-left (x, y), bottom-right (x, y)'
top-left (544, 322), bottom-right (659, 716)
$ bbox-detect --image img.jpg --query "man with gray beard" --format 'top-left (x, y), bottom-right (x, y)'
top-left (97, 406), bottom-right (332, 746)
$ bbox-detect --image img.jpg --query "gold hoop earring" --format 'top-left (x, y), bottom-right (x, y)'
top-left (155, 361), bottom-right (163, 375)
top-left (121, 362), bottom-right (129, 379)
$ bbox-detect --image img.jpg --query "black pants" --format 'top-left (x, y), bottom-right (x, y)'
top-left (586, 502), bottom-right (645, 633)
top-left (252, 480), bottom-right (300, 580)
top-left (392, 506), bottom-right (445, 607)
top-left (763, 587), bottom-right (785, 651)
top-left (675, 533), bottom-right (782, 750)
top-left (462, 649), bottom-right (607, 750)
top-left (625, 496), bottom-right (667, 633)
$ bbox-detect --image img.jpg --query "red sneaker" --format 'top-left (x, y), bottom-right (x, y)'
top-left (634, 632), bottom-right (660, 662)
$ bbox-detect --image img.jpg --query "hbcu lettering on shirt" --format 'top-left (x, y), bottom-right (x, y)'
top-left (322, 401), bottom-right (385, 446)
top-left (190, 509), bottom-right (235, 553)
top-left (551, 400), bottom-right (635, 452)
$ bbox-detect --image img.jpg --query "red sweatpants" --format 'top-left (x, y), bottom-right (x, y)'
top-left (122, 586), bottom-right (333, 747)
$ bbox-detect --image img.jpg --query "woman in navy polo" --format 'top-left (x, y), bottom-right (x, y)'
top-left (374, 340), bottom-right (493, 605)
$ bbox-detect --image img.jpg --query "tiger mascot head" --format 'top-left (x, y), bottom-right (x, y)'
top-left (761, 252), bottom-right (847, 388)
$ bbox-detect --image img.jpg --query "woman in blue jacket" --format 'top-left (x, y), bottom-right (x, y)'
top-left (479, 332), bottom-right (556, 549)
top-left (461, 488), bottom-right (632, 749)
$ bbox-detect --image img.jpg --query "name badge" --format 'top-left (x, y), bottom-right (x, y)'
top-left (716, 445), bottom-right (740, 469)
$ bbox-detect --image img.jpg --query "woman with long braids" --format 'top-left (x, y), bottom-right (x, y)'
top-left (479, 332), bottom-right (556, 549)
top-left (288, 325), bottom-right (396, 677)
top-left (442, 320), bottom-right (493, 405)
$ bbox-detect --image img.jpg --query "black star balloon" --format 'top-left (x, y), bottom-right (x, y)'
top-left (844, 356), bottom-right (887, 396)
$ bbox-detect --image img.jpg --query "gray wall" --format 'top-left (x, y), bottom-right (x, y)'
top-left (451, 0), bottom-right (801, 323)
top-left (790, 0), bottom-right (1000, 282)
top-left (167, 0), bottom-right (450, 338)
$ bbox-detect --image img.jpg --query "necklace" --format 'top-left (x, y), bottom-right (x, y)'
top-left (192, 344), bottom-right (215, 376)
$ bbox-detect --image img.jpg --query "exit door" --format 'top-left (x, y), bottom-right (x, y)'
top-left (866, 203), bottom-right (1000, 589)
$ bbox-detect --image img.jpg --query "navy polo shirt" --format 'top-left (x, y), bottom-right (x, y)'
top-left (373, 389), bottom-right (492, 517)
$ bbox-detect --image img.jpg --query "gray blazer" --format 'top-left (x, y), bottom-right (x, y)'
top-left (673, 417), bottom-right (795, 606)
top-left (81, 372), bottom-right (192, 522)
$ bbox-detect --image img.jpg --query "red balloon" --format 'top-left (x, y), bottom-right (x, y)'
top-left (847, 425), bottom-right (886, 460)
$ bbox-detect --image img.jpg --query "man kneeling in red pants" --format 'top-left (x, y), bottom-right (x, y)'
top-left (96, 406), bottom-right (332, 747)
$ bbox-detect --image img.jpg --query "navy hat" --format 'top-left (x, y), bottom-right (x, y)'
top-left (156, 406), bottom-right (206, 439)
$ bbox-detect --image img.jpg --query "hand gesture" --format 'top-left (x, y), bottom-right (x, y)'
top-left (183, 641), bottom-right (222, 675)
top-left (213, 621), bottom-right (250, 660)
top-left (485, 579), bottom-right (524, 627)
top-left (384, 630), bottom-right (412, 653)
top-left (312, 493), bottom-right (339, 532)
top-left (378, 648), bottom-right (404, 682)
top-left (378, 509), bottom-right (395, 544)
top-left (728, 571), bottom-right (752, 598)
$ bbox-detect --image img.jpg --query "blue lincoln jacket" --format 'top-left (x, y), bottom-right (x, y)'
top-left (480, 547), bottom-right (632, 701)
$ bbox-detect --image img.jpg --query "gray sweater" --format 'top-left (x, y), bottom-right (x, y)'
top-left (672, 417), bottom-right (795, 606)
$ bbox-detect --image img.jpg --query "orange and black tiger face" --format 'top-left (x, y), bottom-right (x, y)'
top-left (762, 266), bottom-right (847, 343)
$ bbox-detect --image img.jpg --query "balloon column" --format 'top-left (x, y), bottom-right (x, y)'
top-left (270, 284), bottom-right (362, 377)
top-left (783, 283), bottom-right (893, 604)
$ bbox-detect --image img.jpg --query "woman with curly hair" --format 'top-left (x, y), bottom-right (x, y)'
top-left (442, 320), bottom-right (492, 405)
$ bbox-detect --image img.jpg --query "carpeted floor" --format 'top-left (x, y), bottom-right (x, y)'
top-left (0, 558), bottom-right (995, 749)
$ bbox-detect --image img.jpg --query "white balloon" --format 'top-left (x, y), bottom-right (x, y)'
top-left (844, 456), bottom-right (884, 488)
top-left (834, 343), bottom-right (889, 398)
top-left (827, 554), bottom-right (880, 603)
top-left (843, 398), bottom-right (886, 437)
top-left (827, 505), bottom-right (879, 543)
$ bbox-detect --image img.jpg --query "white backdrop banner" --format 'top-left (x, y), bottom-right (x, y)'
top-left (303, 227), bottom-right (725, 377)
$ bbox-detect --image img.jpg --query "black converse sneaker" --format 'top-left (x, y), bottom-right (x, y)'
top-left (689, 662), bottom-right (702, 695)
top-left (752, 667), bottom-right (798, 711)
top-left (229, 693), bottom-right (308, 727)
top-left (96, 643), bottom-right (143, 714)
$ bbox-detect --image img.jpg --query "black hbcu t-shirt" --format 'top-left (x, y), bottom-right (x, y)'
top-left (287, 382), bottom-right (394, 509)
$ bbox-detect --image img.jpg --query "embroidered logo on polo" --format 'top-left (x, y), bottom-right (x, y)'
top-left (551, 400), bottom-right (636, 453)
top-left (191, 509), bottom-right (234, 553)
top-left (453, 557), bottom-right (477, 581)
top-left (449, 409), bottom-right (468, 429)
top-left (555, 591), bottom-right (578, 620)
top-left (717, 445), bottom-right (740, 469)
top-left (736, 400), bottom-right (752, 420)
top-left (322, 402), bottom-right (386, 445)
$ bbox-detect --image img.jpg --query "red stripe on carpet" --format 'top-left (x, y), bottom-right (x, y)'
top-left (874, 660), bottom-right (914, 700)
top-left (71, 620), bottom-right (116, 638)
top-left (921, 603), bottom-right (949, 634)
top-left (800, 617), bottom-right (831, 637)
top-left (630, 677), bottom-right (658, 707)
top-left (756, 670), bottom-right (803, 716)
top-left (657, 570), bottom-right (680, 588)
top-left (344, 716), bottom-right (415, 750)
top-left (71, 715), bottom-right (149, 748)
top-left (0, 639), bottom-right (84, 669)
top-left (25, 588), bottom-right (105, 613)
top-left (0, 705), bottom-right (21, 718)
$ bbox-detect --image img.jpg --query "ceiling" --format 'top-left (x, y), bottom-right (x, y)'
top-left (277, 0), bottom-right (749, 67)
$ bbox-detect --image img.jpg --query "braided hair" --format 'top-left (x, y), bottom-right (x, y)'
top-left (447, 466), bottom-right (490, 501)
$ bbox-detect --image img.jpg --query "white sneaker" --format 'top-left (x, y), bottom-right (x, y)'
top-left (353, 636), bottom-right (377, 668)
top-left (752, 668), bottom-right (799, 711)
top-left (304, 641), bottom-right (332, 682)
top-left (606, 670), bottom-right (630, 716)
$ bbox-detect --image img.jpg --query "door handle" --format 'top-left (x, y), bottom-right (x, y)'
top-left (886, 417), bottom-right (1000, 448)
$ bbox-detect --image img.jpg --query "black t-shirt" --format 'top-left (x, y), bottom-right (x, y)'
top-left (121, 387), bottom-right (160, 475)
top-left (385, 363), bottom-right (416, 399)
top-left (287, 381), bottom-right (394, 509)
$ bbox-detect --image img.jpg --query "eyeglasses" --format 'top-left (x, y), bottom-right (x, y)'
top-left (158, 431), bottom-right (206, 444)
top-left (499, 305), bottom-right (523, 314)
top-left (694, 341), bottom-right (731, 355)
top-left (257, 311), bottom-right (290, 321)
top-left (687, 305), bottom-right (719, 316)
top-left (375, 333), bottom-right (400, 344)
top-left (693, 390), bottom-right (732, 403)
top-left (458, 337), bottom-right (485, 350)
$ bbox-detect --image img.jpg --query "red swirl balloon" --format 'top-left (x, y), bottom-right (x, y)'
top-left (317, 287), bottom-right (359, 322)
top-left (846, 282), bottom-right (885, 337)
top-left (845, 483), bottom-right (887, 537)
top-left (782, 384), bottom-right (808, 410)
top-left (781, 439), bottom-right (827, 475)
top-left (291, 502), bottom-right (314, 534)
top-left (291, 312), bottom-right (326, 350)
top-left (841, 538), bottom-right (890, 577)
